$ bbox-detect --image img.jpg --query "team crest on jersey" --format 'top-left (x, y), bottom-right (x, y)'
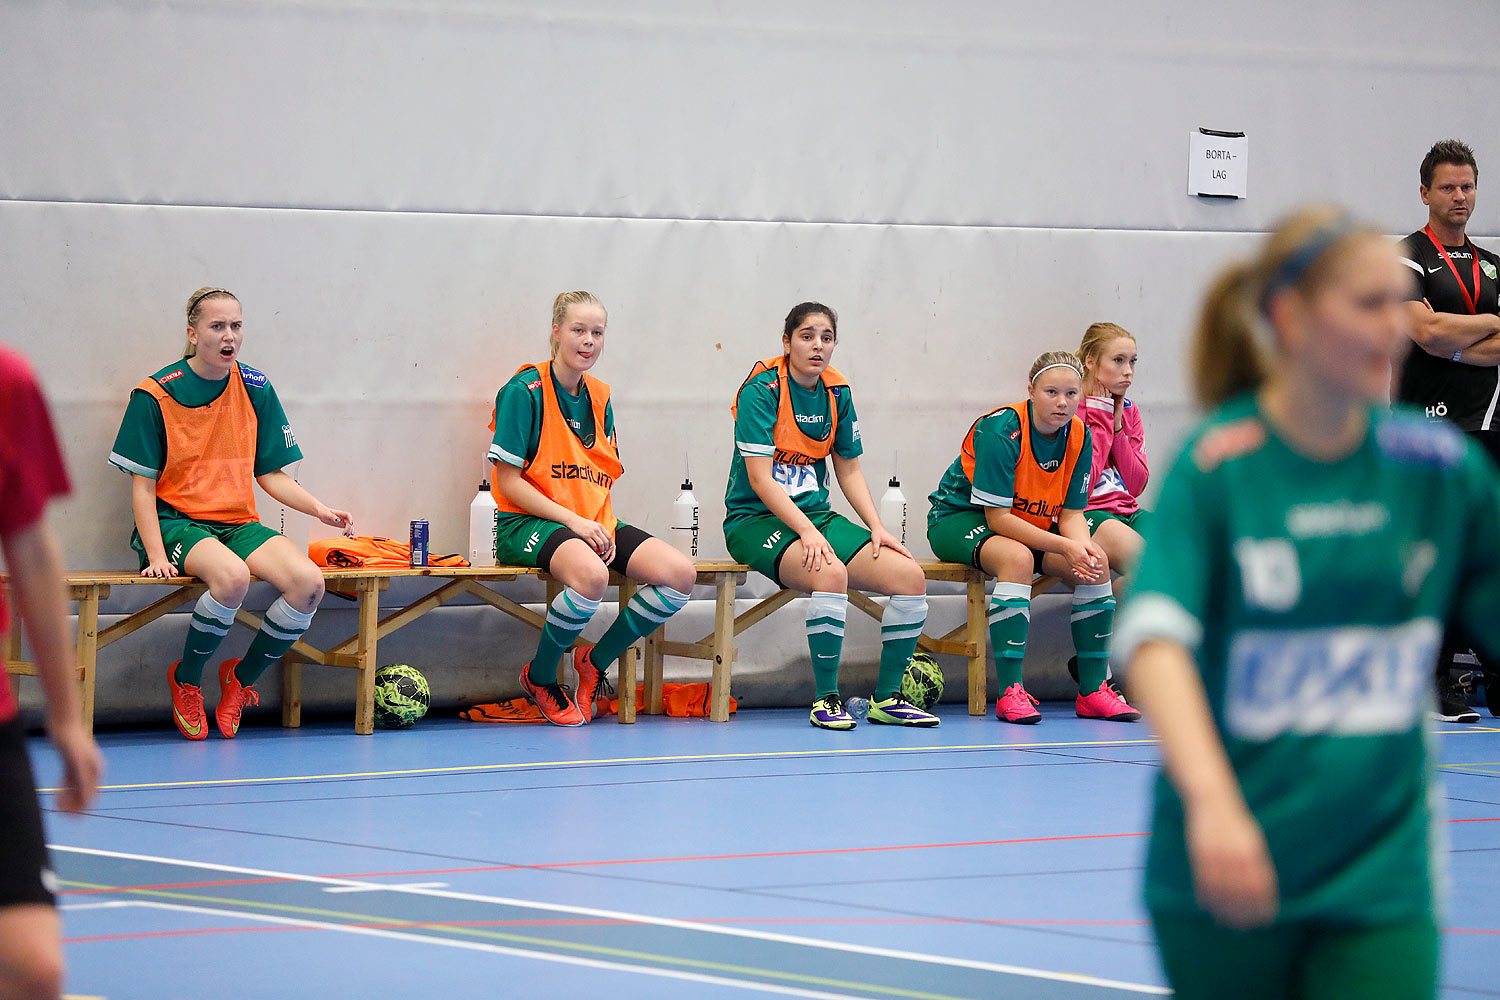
top-left (1192, 418), bottom-right (1266, 472)
top-left (1375, 416), bottom-right (1463, 468)
top-left (237, 363), bottom-right (268, 388)
top-left (1484, 260), bottom-right (1498, 281)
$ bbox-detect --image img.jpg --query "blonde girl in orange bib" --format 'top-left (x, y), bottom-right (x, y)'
top-left (487, 291), bottom-right (696, 726)
top-left (109, 288), bottom-right (354, 740)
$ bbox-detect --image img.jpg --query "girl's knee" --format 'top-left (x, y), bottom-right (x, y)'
top-left (208, 563), bottom-right (251, 604)
top-left (666, 555), bottom-right (697, 595)
top-left (895, 559), bottom-right (927, 596)
top-left (289, 564), bottom-right (325, 609)
top-left (809, 559), bottom-right (849, 593)
top-left (573, 562), bottom-right (609, 601)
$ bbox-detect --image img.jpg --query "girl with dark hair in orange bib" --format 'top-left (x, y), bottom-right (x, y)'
top-left (487, 291), bottom-right (696, 726)
top-left (109, 288), bottom-right (355, 740)
top-left (723, 302), bottom-right (938, 731)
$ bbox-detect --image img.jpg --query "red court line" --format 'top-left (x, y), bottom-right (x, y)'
top-left (330, 830), bottom-right (1154, 880)
top-left (58, 817), bottom-right (1499, 897)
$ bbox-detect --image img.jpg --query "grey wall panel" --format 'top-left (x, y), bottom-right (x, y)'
top-left (2, 200), bottom-right (1256, 568)
top-left (4, 1), bottom-right (1497, 233)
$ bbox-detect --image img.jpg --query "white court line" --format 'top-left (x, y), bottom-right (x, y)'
top-left (323, 881), bottom-right (450, 894)
top-left (53, 845), bottom-right (1169, 996)
top-left (80, 899), bottom-right (874, 1000)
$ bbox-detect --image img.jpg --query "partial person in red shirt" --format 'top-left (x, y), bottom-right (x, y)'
top-left (1077, 323), bottom-right (1149, 596)
top-left (0, 345), bottom-right (103, 999)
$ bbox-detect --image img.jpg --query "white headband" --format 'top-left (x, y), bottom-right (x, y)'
top-left (1031, 362), bottom-right (1079, 381)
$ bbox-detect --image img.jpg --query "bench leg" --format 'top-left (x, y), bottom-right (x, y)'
top-left (76, 587), bottom-right (100, 734)
top-left (968, 576), bottom-right (988, 716)
top-left (281, 660), bottom-right (303, 728)
top-left (616, 579), bottom-right (637, 723)
top-left (644, 630), bottom-right (665, 715)
top-left (709, 573), bottom-right (734, 722)
top-left (354, 578), bottom-right (379, 735)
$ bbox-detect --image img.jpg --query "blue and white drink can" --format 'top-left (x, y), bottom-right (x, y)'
top-left (409, 520), bottom-right (429, 567)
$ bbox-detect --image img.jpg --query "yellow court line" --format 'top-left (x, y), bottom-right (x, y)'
top-left (44, 738), bottom-right (1164, 793)
top-left (41, 726), bottom-right (1499, 795)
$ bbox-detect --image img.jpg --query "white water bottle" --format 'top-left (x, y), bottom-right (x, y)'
top-left (671, 479), bottom-right (700, 557)
top-left (880, 476), bottom-right (908, 546)
top-left (469, 482), bottom-right (499, 567)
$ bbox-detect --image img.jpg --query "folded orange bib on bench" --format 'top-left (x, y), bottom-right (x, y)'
top-left (309, 536), bottom-right (469, 569)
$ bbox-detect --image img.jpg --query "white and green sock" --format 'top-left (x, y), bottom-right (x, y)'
top-left (236, 597), bottom-right (315, 686)
top-left (529, 588), bottom-right (601, 685)
top-left (989, 582), bottom-right (1031, 690)
top-left (177, 592), bottom-right (238, 686)
top-left (592, 585), bottom-right (691, 670)
top-left (1070, 582), bottom-right (1115, 693)
top-left (807, 591), bottom-right (848, 698)
top-left (875, 594), bottom-right (928, 699)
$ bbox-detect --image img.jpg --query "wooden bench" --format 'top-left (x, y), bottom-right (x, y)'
top-left (3, 560), bottom-right (1044, 733)
top-left (0, 566), bottom-right (646, 736)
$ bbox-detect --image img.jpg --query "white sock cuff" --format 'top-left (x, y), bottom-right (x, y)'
top-left (196, 592), bottom-right (239, 623)
top-left (648, 585), bottom-right (692, 610)
top-left (992, 581), bottom-right (1032, 603)
top-left (884, 593), bottom-right (928, 624)
top-left (1073, 582), bottom-right (1114, 604)
top-left (560, 588), bottom-right (602, 614)
top-left (267, 596), bottom-right (315, 631)
top-left (808, 591), bottom-right (849, 622)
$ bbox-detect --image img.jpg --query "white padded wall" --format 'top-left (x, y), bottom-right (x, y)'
top-left (2, 2), bottom-right (1499, 695)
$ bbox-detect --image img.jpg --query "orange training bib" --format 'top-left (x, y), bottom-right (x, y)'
top-left (489, 361), bottom-right (623, 531)
top-left (138, 364), bottom-right (259, 524)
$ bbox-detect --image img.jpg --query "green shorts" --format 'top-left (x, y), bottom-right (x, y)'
top-left (1084, 508), bottom-right (1148, 534)
top-left (928, 510), bottom-right (1055, 575)
top-left (493, 512), bottom-right (648, 574)
top-left (724, 510), bottom-right (871, 587)
top-left (132, 516), bottom-right (280, 570)
top-left (1150, 911), bottom-right (1437, 1000)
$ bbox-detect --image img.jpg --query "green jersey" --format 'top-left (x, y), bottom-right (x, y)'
top-left (927, 402), bottom-right (1092, 528)
top-left (1116, 397), bottom-right (1500, 924)
top-left (724, 366), bottom-right (862, 526)
top-left (108, 360), bottom-right (302, 521)
top-left (488, 365), bottom-right (617, 470)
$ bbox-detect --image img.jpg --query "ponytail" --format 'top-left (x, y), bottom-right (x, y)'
top-left (1191, 263), bottom-right (1266, 408)
top-left (1192, 205), bottom-right (1377, 409)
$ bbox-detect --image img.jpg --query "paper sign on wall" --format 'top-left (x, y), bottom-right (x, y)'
top-left (1188, 128), bottom-right (1248, 199)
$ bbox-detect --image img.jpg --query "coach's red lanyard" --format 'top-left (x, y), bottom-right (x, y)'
top-left (1424, 225), bottom-right (1481, 315)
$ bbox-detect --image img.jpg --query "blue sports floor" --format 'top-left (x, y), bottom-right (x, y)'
top-left (29, 707), bottom-right (1500, 999)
